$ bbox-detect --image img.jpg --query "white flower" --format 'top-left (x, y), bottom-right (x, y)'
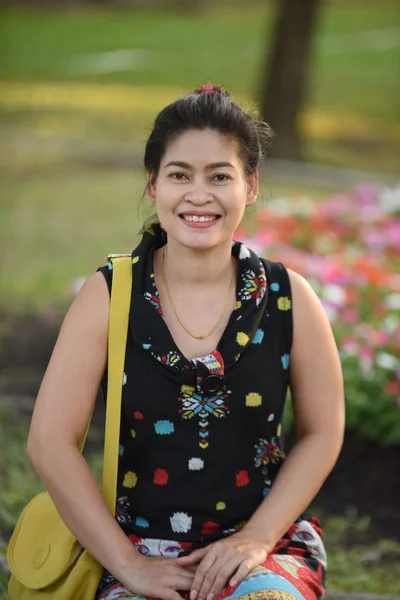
top-left (378, 184), bottom-right (400, 214)
top-left (321, 301), bottom-right (338, 323)
top-left (188, 458), bottom-right (204, 471)
top-left (376, 353), bottom-right (398, 371)
top-left (322, 284), bottom-right (346, 306)
top-left (360, 355), bottom-right (373, 375)
top-left (382, 315), bottom-right (399, 333)
top-left (170, 512), bottom-right (192, 534)
top-left (386, 294), bottom-right (400, 311)
top-left (341, 339), bottom-right (359, 356)
top-left (122, 373), bottom-right (127, 386)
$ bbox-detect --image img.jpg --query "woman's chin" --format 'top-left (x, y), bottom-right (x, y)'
top-left (162, 216), bottom-right (234, 250)
top-left (177, 228), bottom-right (228, 250)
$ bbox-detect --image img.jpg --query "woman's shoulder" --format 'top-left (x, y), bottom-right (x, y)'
top-left (284, 267), bottom-right (320, 310)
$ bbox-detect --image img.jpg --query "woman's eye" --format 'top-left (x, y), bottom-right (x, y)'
top-left (213, 174), bottom-right (230, 182)
top-left (170, 172), bottom-right (187, 180)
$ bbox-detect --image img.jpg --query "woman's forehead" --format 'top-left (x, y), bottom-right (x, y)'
top-left (163, 129), bottom-right (241, 166)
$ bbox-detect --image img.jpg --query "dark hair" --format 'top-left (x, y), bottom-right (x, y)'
top-left (144, 84), bottom-right (273, 183)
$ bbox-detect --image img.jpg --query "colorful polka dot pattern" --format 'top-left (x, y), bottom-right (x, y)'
top-left (106, 224), bottom-right (292, 551)
top-left (97, 226), bottom-right (326, 600)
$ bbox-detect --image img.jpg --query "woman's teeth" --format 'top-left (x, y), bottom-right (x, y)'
top-left (181, 215), bottom-right (219, 222)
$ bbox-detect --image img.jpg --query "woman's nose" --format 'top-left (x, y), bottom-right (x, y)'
top-left (183, 186), bottom-right (213, 204)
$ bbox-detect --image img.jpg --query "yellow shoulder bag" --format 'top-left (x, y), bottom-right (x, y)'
top-left (7, 255), bottom-right (132, 600)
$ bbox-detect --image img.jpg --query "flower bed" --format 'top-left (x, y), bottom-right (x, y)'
top-left (236, 184), bottom-right (400, 445)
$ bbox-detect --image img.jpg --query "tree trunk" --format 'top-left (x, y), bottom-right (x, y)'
top-left (260, 0), bottom-right (322, 160)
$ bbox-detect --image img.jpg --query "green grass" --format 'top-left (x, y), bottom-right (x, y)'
top-left (312, 5), bottom-right (400, 122)
top-left (0, 3), bottom-right (399, 174)
top-left (0, 4), bottom-right (399, 123)
top-left (0, 164), bottom-right (148, 312)
top-left (0, 8), bottom-right (269, 94)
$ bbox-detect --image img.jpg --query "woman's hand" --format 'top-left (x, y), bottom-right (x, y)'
top-left (121, 553), bottom-right (195, 600)
top-left (176, 531), bottom-right (270, 600)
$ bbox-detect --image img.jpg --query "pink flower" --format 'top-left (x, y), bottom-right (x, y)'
top-left (341, 337), bottom-right (359, 355)
top-left (342, 308), bottom-right (359, 324)
top-left (355, 184), bottom-right (379, 207)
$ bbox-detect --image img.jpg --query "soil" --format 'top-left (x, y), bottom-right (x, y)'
top-left (1, 310), bottom-right (399, 544)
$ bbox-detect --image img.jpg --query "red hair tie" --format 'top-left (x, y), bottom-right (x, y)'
top-left (192, 84), bottom-right (230, 97)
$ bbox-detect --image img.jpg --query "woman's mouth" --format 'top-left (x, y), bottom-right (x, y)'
top-left (179, 213), bottom-right (221, 228)
top-left (180, 214), bottom-right (220, 223)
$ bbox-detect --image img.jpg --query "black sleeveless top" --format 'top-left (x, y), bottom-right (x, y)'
top-left (97, 224), bottom-right (294, 545)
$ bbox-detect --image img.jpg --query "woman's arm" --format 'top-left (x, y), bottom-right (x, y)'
top-left (27, 272), bottom-right (137, 586)
top-left (242, 268), bottom-right (345, 545)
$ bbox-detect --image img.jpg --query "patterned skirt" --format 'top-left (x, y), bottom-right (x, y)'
top-left (96, 517), bottom-right (326, 600)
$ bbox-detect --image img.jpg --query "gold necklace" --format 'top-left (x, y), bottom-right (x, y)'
top-left (161, 245), bottom-right (235, 340)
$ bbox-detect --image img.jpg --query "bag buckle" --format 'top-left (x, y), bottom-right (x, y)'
top-left (105, 253), bottom-right (131, 263)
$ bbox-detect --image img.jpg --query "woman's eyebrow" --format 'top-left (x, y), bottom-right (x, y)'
top-left (164, 161), bottom-right (235, 169)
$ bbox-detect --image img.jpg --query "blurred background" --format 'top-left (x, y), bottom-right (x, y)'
top-left (0, 0), bottom-right (399, 596)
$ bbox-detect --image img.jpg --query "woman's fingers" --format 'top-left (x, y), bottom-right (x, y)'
top-left (174, 573), bottom-right (195, 590)
top-left (193, 546), bottom-right (268, 599)
top-left (177, 547), bottom-right (209, 566)
top-left (229, 550), bottom-right (267, 587)
top-left (197, 554), bottom-right (241, 600)
top-left (157, 590), bottom-right (184, 600)
top-left (189, 549), bottom-right (217, 599)
top-left (155, 567), bottom-right (194, 600)
top-left (154, 580), bottom-right (185, 600)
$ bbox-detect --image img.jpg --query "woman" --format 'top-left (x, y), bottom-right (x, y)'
top-left (27, 85), bottom-right (345, 600)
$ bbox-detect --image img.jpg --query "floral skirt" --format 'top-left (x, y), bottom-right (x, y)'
top-left (96, 518), bottom-right (326, 600)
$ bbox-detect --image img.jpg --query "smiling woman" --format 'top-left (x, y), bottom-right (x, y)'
top-left (141, 85), bottom-right (273, 250)
top-left (22, 85), bottom-right (344, 600)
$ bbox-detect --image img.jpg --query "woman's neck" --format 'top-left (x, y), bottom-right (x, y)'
top-left (157, 236), bottom-right (235, 289)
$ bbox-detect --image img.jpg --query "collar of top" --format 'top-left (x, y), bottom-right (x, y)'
top-left (129, 222), bottom-right (268, 373)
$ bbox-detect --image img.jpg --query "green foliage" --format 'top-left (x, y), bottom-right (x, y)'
top-left (342, 357), bottom-right (400, 445)
top-left (314, 512), bottom-right (400, 593)
top-left (0, 415), bottom-right (43, 535)
top-left (0, 574), bottom-right (9, 600)
top-left (0, 411), bottom-right (102, 538)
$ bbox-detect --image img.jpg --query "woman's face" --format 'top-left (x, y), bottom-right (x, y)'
top-left (147, 128), bottom-right (258, 250)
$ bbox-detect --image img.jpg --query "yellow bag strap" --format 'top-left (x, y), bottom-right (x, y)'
top-left (77, 255), bottom-right (132, 516)
top-left (102, 255), bottom-right (132, 515)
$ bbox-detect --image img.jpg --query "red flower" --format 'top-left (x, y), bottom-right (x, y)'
top-left (385, 381), bottom-right (400, 395)
top-left (134, 411), bottom-right (144, 420)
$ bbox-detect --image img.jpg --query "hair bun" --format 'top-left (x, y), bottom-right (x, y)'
top-left (192, 83), bottom-right (231, 97)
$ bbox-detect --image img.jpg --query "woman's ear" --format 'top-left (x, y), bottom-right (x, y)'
top-left (245, 171), bottom-right (258, 207)
top-left (147, 172), bottom-right (157, 204)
